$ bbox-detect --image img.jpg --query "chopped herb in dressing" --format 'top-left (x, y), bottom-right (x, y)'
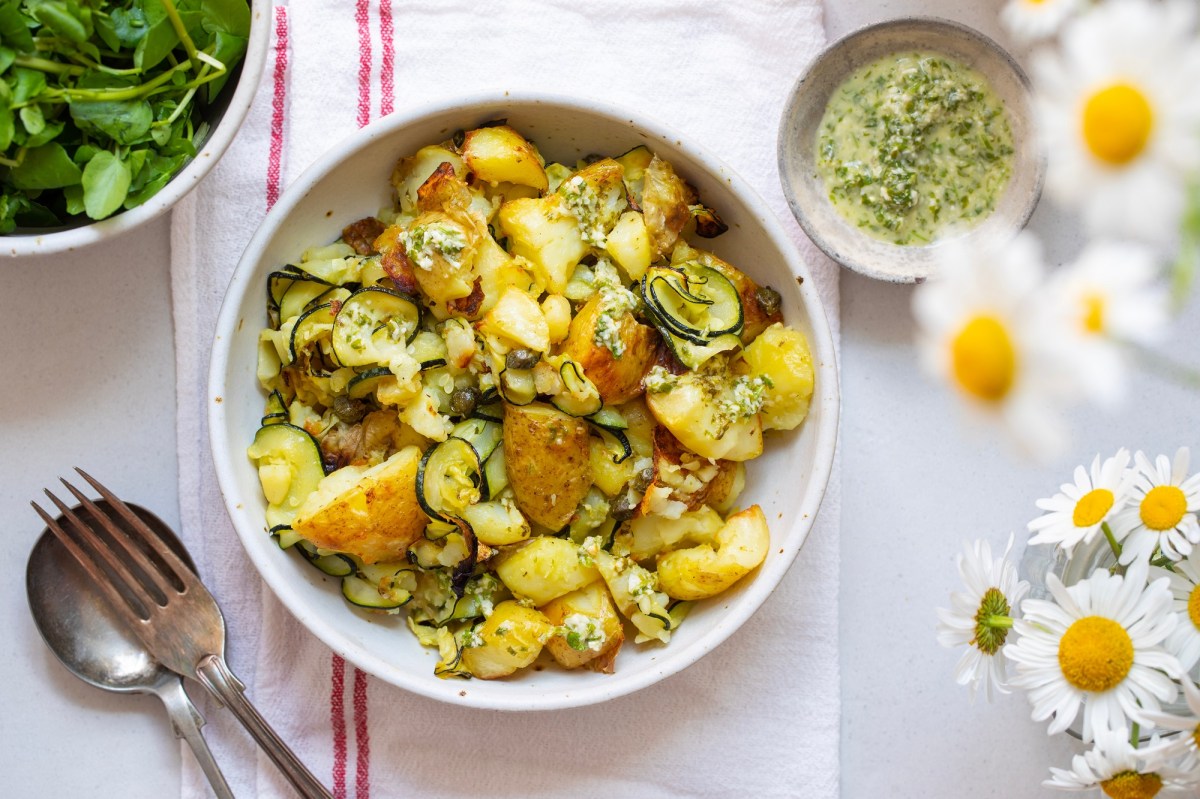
top-left (816, 52), bottom-right (1015, 245)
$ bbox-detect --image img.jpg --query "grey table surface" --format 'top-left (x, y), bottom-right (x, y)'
top-left (4, 2), bottom-right (1198, 797)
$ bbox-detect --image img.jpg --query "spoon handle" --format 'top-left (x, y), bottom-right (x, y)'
top-left (196, 653), bottom-right (333, 799)
top-left (157, 677), bottom-right (235, 799)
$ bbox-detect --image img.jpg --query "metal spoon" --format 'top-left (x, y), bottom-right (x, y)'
top-left (26, 500), bottom-right (234, 799)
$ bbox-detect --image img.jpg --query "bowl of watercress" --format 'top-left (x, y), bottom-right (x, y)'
top-left (0, 0), bottom-right (270, 256)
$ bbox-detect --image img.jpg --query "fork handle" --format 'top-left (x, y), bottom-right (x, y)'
top-left (196, 654), bottom-right (333, 799)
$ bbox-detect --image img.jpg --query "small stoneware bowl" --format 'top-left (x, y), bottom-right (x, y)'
top-left (778, 17), bottom-right (1044, 283)
top-left (209, 93), bottom-right (840, 711)
top-left (0, 0), bottom-right (271, 257)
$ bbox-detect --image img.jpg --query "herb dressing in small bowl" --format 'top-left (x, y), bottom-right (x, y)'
top-left (778, 18), bottom-right (1044, 283)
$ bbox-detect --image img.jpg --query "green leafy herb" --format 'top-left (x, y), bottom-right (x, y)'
top-left (0, 0), bottom-right (251, 228)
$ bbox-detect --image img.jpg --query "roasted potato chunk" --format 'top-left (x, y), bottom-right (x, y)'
top-left (480, 285), bottom-right (550, 353)
top-left (739, 323), bottom-right (815, 431)
top-left (644, 359), bottom-right (764, 462)
top-left (391, 145), bottom-right (466, 214)
top-left (461, 125), bottom-right (548, 191)
top-left (656, 505), bottom-right (770, 600)
top-left (461, 601), bottom-right (553, 679)
top-left (494, 536), bottom-right (599, 605)
top-left (292, 446), bottom-right (425, 564)
top-left (541, 580), bottom-right (625, 672)
top-left (503, 402), bottom-right (592, 529)
top-left (498, 195), bottom-right (588, 294)
top-left (559, 295), bottom-right (659, 404)
top-left (638, 426), bottom-right (738, 517)
top-left (605, 210), bottom-right (652, 281)
top-left (642, 155), bottom-right (696, 258)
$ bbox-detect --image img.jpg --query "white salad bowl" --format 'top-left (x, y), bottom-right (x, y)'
top-left (0, 0), bottom-right (271, 257)
top-left (209, 93), bottom-right (840, 710)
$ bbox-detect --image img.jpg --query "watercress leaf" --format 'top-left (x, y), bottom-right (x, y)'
top-left (11, 68), bottom-right (46, 106)
top-left (108, 5), bottom-right (148, 48)
top-left (25, 118), bottom-right (63, 148)
top-left (93, 12), bottom-right (119, 51)
top-left (0, 1), bottom-right (34, 52)
top-left (63, 182), bottom-right (84, 215)
top-left (74, 142), bottom-right (99, 163)
top-left (125, 147), bottom-right (148, 181)
top-left (70, 76), bottom-right (154, 145)
top-left (81, 150), bottom-right (130, 219)
top-left (0, 80), bottom-right (12, 151)
top-left (28, 0), bottom-right (89, 45)
top-left (10, 142), bottom-right (81, 189)
top-left (17, 197), bottom-right (60, 227)
top-left (205, 30), bottom-right (246, 100)
top-left (134, 16), bottom-right (177, 71)
top-left (19, 102), bottom-right (43, 135)
top-left (0, 45), bottom-right (15, 75)
top-left (201, 0), bottom-right (249, 37)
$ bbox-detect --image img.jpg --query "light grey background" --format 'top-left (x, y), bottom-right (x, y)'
top-left (3, 2), bottom-right (1198, 797)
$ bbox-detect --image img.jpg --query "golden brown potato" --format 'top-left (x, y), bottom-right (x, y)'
top-left (671, 242), bottom-right (783, 343)
top-left (637, 425), bottom-right (738, 517)
top-left (541, 580), bottom-right (625, 673)
top-left (503, 402), bottom-right (593, 529)
top-left (644, 361), bottom-right (764, 462)
top-left (461, 125), bottom-right (548, 191)
top-left (656, 505), bottom-right (770, 600)
top-left (642, 155), bottom-right (696, 258)
top-left (460, 601), bottom-right (553, 679)
top-left (494, 536), bottom-right (599, 605)
top-left (498, 195), bottom-right (589, 294)
top-left (292, 446), bottom-right (425, 564)
top-left (559, 295), bottom-right (659, 404)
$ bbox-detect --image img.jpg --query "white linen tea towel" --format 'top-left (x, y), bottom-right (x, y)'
top-left (172, 1), bottom-right (840, 797)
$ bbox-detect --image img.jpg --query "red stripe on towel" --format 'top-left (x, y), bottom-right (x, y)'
top-left (331, 654), bottom-right (348, 799)
top-left (266, 5), bottom-right (289, 210)
top-left (355, 0), bottom-right (372, 127)
top-left (353, 668), bottom-right (371, 798)
top-left (378, 0), bottom-right (394, 117)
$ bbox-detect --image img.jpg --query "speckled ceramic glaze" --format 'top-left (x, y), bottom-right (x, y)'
top-left (778, 17), bottom-right (1044, 283)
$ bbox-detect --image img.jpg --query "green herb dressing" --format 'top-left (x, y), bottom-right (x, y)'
top-left (816, 52), bottom-right (1015, 245)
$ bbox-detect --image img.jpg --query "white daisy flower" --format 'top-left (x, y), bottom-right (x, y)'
top-left (1001, 0), bottom-right (1081, 43)
top-left (1150, 547), bottom-right (1200, 671)
top-left (1034, 0), bottom-right (1200, 245)
top-left (936, 535), bottom-right (1030, 703)
top-left (1111, 449), bottom-right (1200, 565)
top-left (1140, 676), bottom-right (1200, 762)
top-left (913, 232), bottom-right (1079, 460)
top-left (1045, 241), bottom-right (1170, 408)
top-left (1007, 559), bottom-right (1181, 742)
top-left (1028, 449), bottom-right (1135, 554)
top-left (1045, 725), bottom-right (1200, 796)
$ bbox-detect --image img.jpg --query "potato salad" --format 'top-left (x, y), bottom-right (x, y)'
top-left (249, 123), bottom-right (815, 679)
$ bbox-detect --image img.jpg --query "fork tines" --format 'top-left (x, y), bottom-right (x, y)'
top-left (31, 470), bottom-right (191, 626)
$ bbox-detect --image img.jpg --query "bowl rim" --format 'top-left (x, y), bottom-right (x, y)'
top-left (208, 90), bottom-right (841, 710)
top-left (0, 0), bottom-right (272, 258)
top-left (777, 15), bottom-right (1044, 283)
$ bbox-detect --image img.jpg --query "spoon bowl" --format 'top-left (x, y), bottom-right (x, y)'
top-left (26, 501), bottom-right (232, 799)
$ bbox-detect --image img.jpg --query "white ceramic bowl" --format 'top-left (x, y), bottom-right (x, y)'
top-left (209, 93), bottom-right (840, 710)
top-left (778, 17), bottom-right (1044, 283)
top-left (0, 0), bottom-right (271, 257)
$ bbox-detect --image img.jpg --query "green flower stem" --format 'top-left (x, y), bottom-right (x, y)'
top-left (981, 615), bottom-right (1014, 629)
top-left (1127, 342), bottom-right (1200, 390)
top-left (13, 55), bottom-right (85, 76)
top-left (1103, 522), bottom-right (1123, 561)
top-left (1131, 723), bottom-right (1141, 748)
top-left (160, 0), bottom-right (199, 63)
top-left (41, 60), bottom-right (194, 101)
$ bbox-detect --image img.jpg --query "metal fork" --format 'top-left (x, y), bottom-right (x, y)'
top-left (33, 469), bottom-right (333, 799)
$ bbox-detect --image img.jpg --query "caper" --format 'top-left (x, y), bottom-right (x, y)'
top-left (755, 285), bottom-right (783, 317)
top-left (505, 348), bottom-right (540, 370)
top-left (631, 466), bottom-right (655, 493)
top-left (611, 493), bottom-right (637, 521)
top-left (450, 386), bottom-right (480, 416)
top-left (332, 395), bottom-right (368, 424)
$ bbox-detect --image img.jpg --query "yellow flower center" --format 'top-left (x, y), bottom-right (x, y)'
top-left (1188, 584), bottom-right (1200, 632)
top-left (1140, 485), bottom-right (1187, 531)
top-left (1058, 616), bottom-right (1134, 693)
top-left (1074, 488), bottom-right (1115, 528)
top-left (1083, 294), bottom-right (1106, 334)
top-left (1100, 771), bottom-right (1163, 799)
top-left (1193, 723), bottom-right (1200, 753)
top-left (951, 316), bottom-right (1016, 403)
top-left (1082, 83), bottom-right (1154, 166)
